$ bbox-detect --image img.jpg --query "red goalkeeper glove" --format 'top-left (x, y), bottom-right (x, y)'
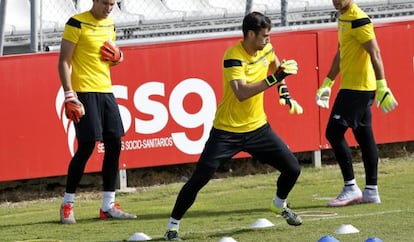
top-left (100, 41), bottom-right (124, 64)
top-left (64, 90), bottom-right (85, 123)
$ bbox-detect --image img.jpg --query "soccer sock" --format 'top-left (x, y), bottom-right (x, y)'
top-left (63, 192), bottom-right (75, 205)
top-left (344, 179), bottom-right (361, 192)
top-left (344, 179), bottom-right (357, 187)
top-left (102, 191), bottom-right (115, 211)
top-left (273, 196), bottom-right (287, 209)
top-left (167, 217), bottom-right (180, 231)
top-left (365, 185), bottom-right (378, 190)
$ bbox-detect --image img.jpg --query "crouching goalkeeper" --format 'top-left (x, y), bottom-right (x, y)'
top-left (164, 12), bottom-right (303, 241)
top-left (57, 0), bottom-right (135, 224)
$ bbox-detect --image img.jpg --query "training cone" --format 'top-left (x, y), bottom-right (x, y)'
top-left (318, 235), bottom-right (340, 242)
top-left (365, 238), bottom-right (383, 242)
top-left (218, 237), bottom-right (237, 242)
top-left (128, 232), bottom-right (152, 241)
top-left (334, 224), bottom-right (359, 234)
top-left (250, 218), bottom-right (275, 228)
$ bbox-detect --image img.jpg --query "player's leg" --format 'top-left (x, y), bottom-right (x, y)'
top-left (165, 128), bottom-right (241, 240)
top-left (61, 92), bottom-right (100, 223)
top-left (246, 123), bottom-right (302, 226)
top-left (64, 92), bottom-right (101, 194)
top-left (326, 120), bottom-right (355, 183)
top-left (99, 93), bottom-right (136, 219)
top-left (325, 120), bottom-right (362, 206)
top-left (101, 137), bottom-right (120, 193)
top-left (61, 141), bottom-right (95, 223)
top-left (65, 142), bottom-right (96, 193)
top-left (324, 90), bottom-right (376, 207)
top-left (353, 125), bottom-right (381, 203)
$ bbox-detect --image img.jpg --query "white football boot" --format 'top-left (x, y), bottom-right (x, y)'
top-left (328, 185), bottom-right (362, 207)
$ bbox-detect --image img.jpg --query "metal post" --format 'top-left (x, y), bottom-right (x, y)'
top-left (281, 0), bottom-right (288, 26)
top-left (245, 0), bottom-right (253, 16)
top-left (116, 163), bottom-right (136, 192)
top-left (0, 0), bottom-right (8, 56)
top-left (30, 0), bottom-right (39, 53)
top-left (312, 150), bottom-right (322, 168)
top-left (118, 169), bottom-right (128, 191)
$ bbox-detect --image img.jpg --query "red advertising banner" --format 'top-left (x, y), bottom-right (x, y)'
top-left (1, 20), bottom-right (413, 182)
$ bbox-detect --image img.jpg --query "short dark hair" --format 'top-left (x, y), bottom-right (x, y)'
top-left (242, 12), bottom-right (272, 37)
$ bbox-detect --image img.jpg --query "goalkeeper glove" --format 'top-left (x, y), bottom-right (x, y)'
top-left (375, 79), bottom-right (398, 113)
top-left (265, 59), bottom-right (298, 86)
top-left (64, 90), bottom-right (85, 123)
top-left (100, 40), bottom-right (124, 64)
top-left (316, 77), bottom-right (335, 109)
top-left (278, 83), bottom-right (303, 115)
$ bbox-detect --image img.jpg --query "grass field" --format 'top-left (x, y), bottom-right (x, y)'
top-left (1, 157), bottom-right (413, 242)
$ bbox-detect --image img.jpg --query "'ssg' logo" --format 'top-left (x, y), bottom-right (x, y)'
top-left (55, 78), bottom-right (216, 156)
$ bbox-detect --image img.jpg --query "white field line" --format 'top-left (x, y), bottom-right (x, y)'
top-left (306, 209), bottom-right (408, 221)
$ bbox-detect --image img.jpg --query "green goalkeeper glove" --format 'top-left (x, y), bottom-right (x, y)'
top-left (375, 79), bottom-right (398, 113)
top-left (316, 77), bottom-right (335, 109)
top-left (278, 83), bottom-right (303, 115)
top-left (265, 59), bottom-right (298, 86)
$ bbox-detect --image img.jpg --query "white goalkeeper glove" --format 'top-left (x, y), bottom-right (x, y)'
top-left (316, 77), bottom-right (335, 109)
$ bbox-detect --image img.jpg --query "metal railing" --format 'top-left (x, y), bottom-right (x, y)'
top-left (0, 0), bottom-right (413, 55)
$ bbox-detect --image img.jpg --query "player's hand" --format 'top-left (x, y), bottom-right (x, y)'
top-left (100, 41), bottom-right (123, 64)
top-left (375, 79), bottom-right (398, 113)
top-left (278, 83), bottom-right (303, 115)
top-left (265, 59), bottom-right (298, 86)
top-left (64, 90), bottom-right (85, 123)
top-left (316, 77), bottom-right (335, 109)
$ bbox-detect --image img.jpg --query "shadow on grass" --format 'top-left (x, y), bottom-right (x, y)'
top-left (0, 204), bottom-right (329, 229)
top-left (135, 203), bottom-right (329, 220)
top-left (0, 217), bottom-right (101, 229)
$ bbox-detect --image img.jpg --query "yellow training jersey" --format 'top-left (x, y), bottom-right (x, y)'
top-left (62, 11), bottom-right (116, 93)
top-left (213, 41), bottom-right (276, 133)
top-left (338, 3), bottom-right (376, 91)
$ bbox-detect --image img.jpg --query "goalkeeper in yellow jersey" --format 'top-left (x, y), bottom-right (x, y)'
top-left (58, 0), bottom-right (135, 223)
top-left (164, 12), bottom-right (303, 241)
top-left (316, 0), bottom-right (398, 207)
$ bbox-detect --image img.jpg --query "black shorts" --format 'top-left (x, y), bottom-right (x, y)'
top-left (329, 89), bottom-right (375, 129)
top-left (75, 92), bottom-right (125, 142)
top-left (198, 123), bottom-right (297, 170)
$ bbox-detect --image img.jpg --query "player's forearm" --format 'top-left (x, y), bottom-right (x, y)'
top-left (230, 79), bottom-right (269, 102)
top-left (370, 51), bottom-right (385, 80)
top-left (326, 51), bottom-right (340, 80)
top-left (58, 61), bottom-right (73, 91)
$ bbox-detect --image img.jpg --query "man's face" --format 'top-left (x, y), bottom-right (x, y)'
top-left (93, 0), bottom-right (115, 19)
top-left (251, 28), bottom-right (271, 51)
top-left (332, 0), bottom-right (353, 12)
